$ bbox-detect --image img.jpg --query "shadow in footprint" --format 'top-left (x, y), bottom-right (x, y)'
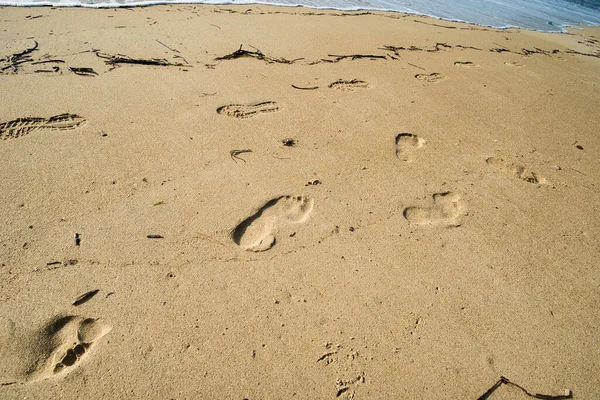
top-left (233, 195), bottom-right (314, 252)
top-left (403, 192), bottom-right (466, 227)
top-left (395, 133), bottom-right (426, 162)
top-left (0, 315), bottom-right (111, 383)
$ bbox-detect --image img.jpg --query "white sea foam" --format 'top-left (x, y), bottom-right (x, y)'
top-left (2, 0), bottom-right (600, 32)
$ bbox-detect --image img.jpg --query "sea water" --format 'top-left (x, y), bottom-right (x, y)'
top-left (2, 0), bottom-right (600, 33)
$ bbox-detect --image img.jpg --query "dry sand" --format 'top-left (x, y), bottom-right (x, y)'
top-left (0, 4), bottom-right (599, 399)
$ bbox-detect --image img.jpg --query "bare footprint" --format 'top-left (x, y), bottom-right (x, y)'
top-left (454, 61), bottom-right (478, 67)
top-left (233, 195), bottom-right (314, 252)
top-left (403, 192), bottom-right (466, 227)
top-left (216, 102), bottom-right (280, 119)
top-left (395, 133), bottom-right (426, 162)
top-left (504, 61), bottom-right (524, 67)
top-left (328, 79), bottom-right (368, 91)
top-left (0, 317), bottom-right (16, 360)
top-left (415, 73), bottom-right (444, 82)
top-left (0, 315), bottom-right (111, 383)
top-left (486, 157), bottom-right (547, 184)
top-left (0, 113), bottom-right (85, 140)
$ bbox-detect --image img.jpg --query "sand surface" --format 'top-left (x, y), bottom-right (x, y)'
top-left (1, 4), bottom-right (599, 399)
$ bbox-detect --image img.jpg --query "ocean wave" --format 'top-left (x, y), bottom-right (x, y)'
top-left (2, 0), bottom-right (600, 33)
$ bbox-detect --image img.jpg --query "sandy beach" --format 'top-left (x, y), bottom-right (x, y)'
top-left (1, 4), bottom-right (599, 398)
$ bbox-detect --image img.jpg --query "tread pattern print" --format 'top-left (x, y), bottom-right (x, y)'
top-left (216, 102), bottom-right (280, 119)
top-left (415, 73), bottom-right (444, 82)
top-left (0, 113), bottom-right (85, 140)
top-left (328, 79), bottom-right (368, 91)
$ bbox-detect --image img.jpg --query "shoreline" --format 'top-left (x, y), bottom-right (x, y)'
top-left (1, 1), bottom-right (599, 33)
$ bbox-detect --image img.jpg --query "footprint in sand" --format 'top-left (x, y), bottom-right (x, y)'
top-left (395, 133), bottom-right (426, 162)
top-left (0, 114), bottom-right (85, 140)
top-left (0, 315), bottom-right (111, 383)
top-left (216, 101), bottom-right (280, 119)
top-left (415, 73), bottom-right (444, 83)
top-left (328, 79), bottom-right (368, 91)
top-left (486, 157), bottom-right (547, 184)
top-left (403, 192), bottom-right (466, 227)
top-left (233, 195), bottom-right (314, 252)
top-left (454, 61), bottom-right (478, 67)
top-left (504, 61), bottom-right (524, 68)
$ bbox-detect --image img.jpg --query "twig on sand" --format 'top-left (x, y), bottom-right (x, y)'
top-left (1, 40), bottom-right (38, 72)
top-left (1, 59), bottom-right (33, 71)
top-left (309, 52), bottom-right (389, 64)
top-left (292, 84), bottom-right (319, 90)
top-left (380, 44), bottom-right (424, 55)
top-left (31, 59), bottom-right (65, 65)
top-left (407, 63), bottom-right (426, 70)
top-left (327, 53), bottom-right (388, 61)
top-left (478, 376), bottom-right (572, 400)
top-left (96, 52), bottom-right (188, 67)
top-left (69, 67), bottom-right (97, 76)
top-left (8, 39), bottom-right (38, 59)
top-left (380, 42), bottom-right (452, 55)
top-left (173, 54), bottom-right (189, 64)
top-left (155, 39), bottom-right (180, 53)
top-left (230, 149), bottom-right (252, 162)
top-left (35, 66), bottom-right (60, 73)
top-left (72, 289), bottom-right (100, 306)
top-left (570, 167), bottom-right (587, 176)
top-left (215, 44), bottom-right (299, 64)
top-left (564, 49), bottom-right (600, 58)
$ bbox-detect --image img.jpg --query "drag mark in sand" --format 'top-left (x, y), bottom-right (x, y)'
top-left (328, 79), bottom-right (368, 91)
top-left (233, 196), bottom-right (313, 252)
top-left (1, 315), bottom-right (111, 383)
top-left (403, 192), bottom-right (466, 227)
top-left (0, 113), bottom-right (85, 140)
top-left (395, 133), bottom-right (426, 162)
top-left (216, 102), bottom-right (280, 119)
top-left (415, 72), bottom-right (444, 82)
top-left (486, 157), bottom-right (547, 184)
